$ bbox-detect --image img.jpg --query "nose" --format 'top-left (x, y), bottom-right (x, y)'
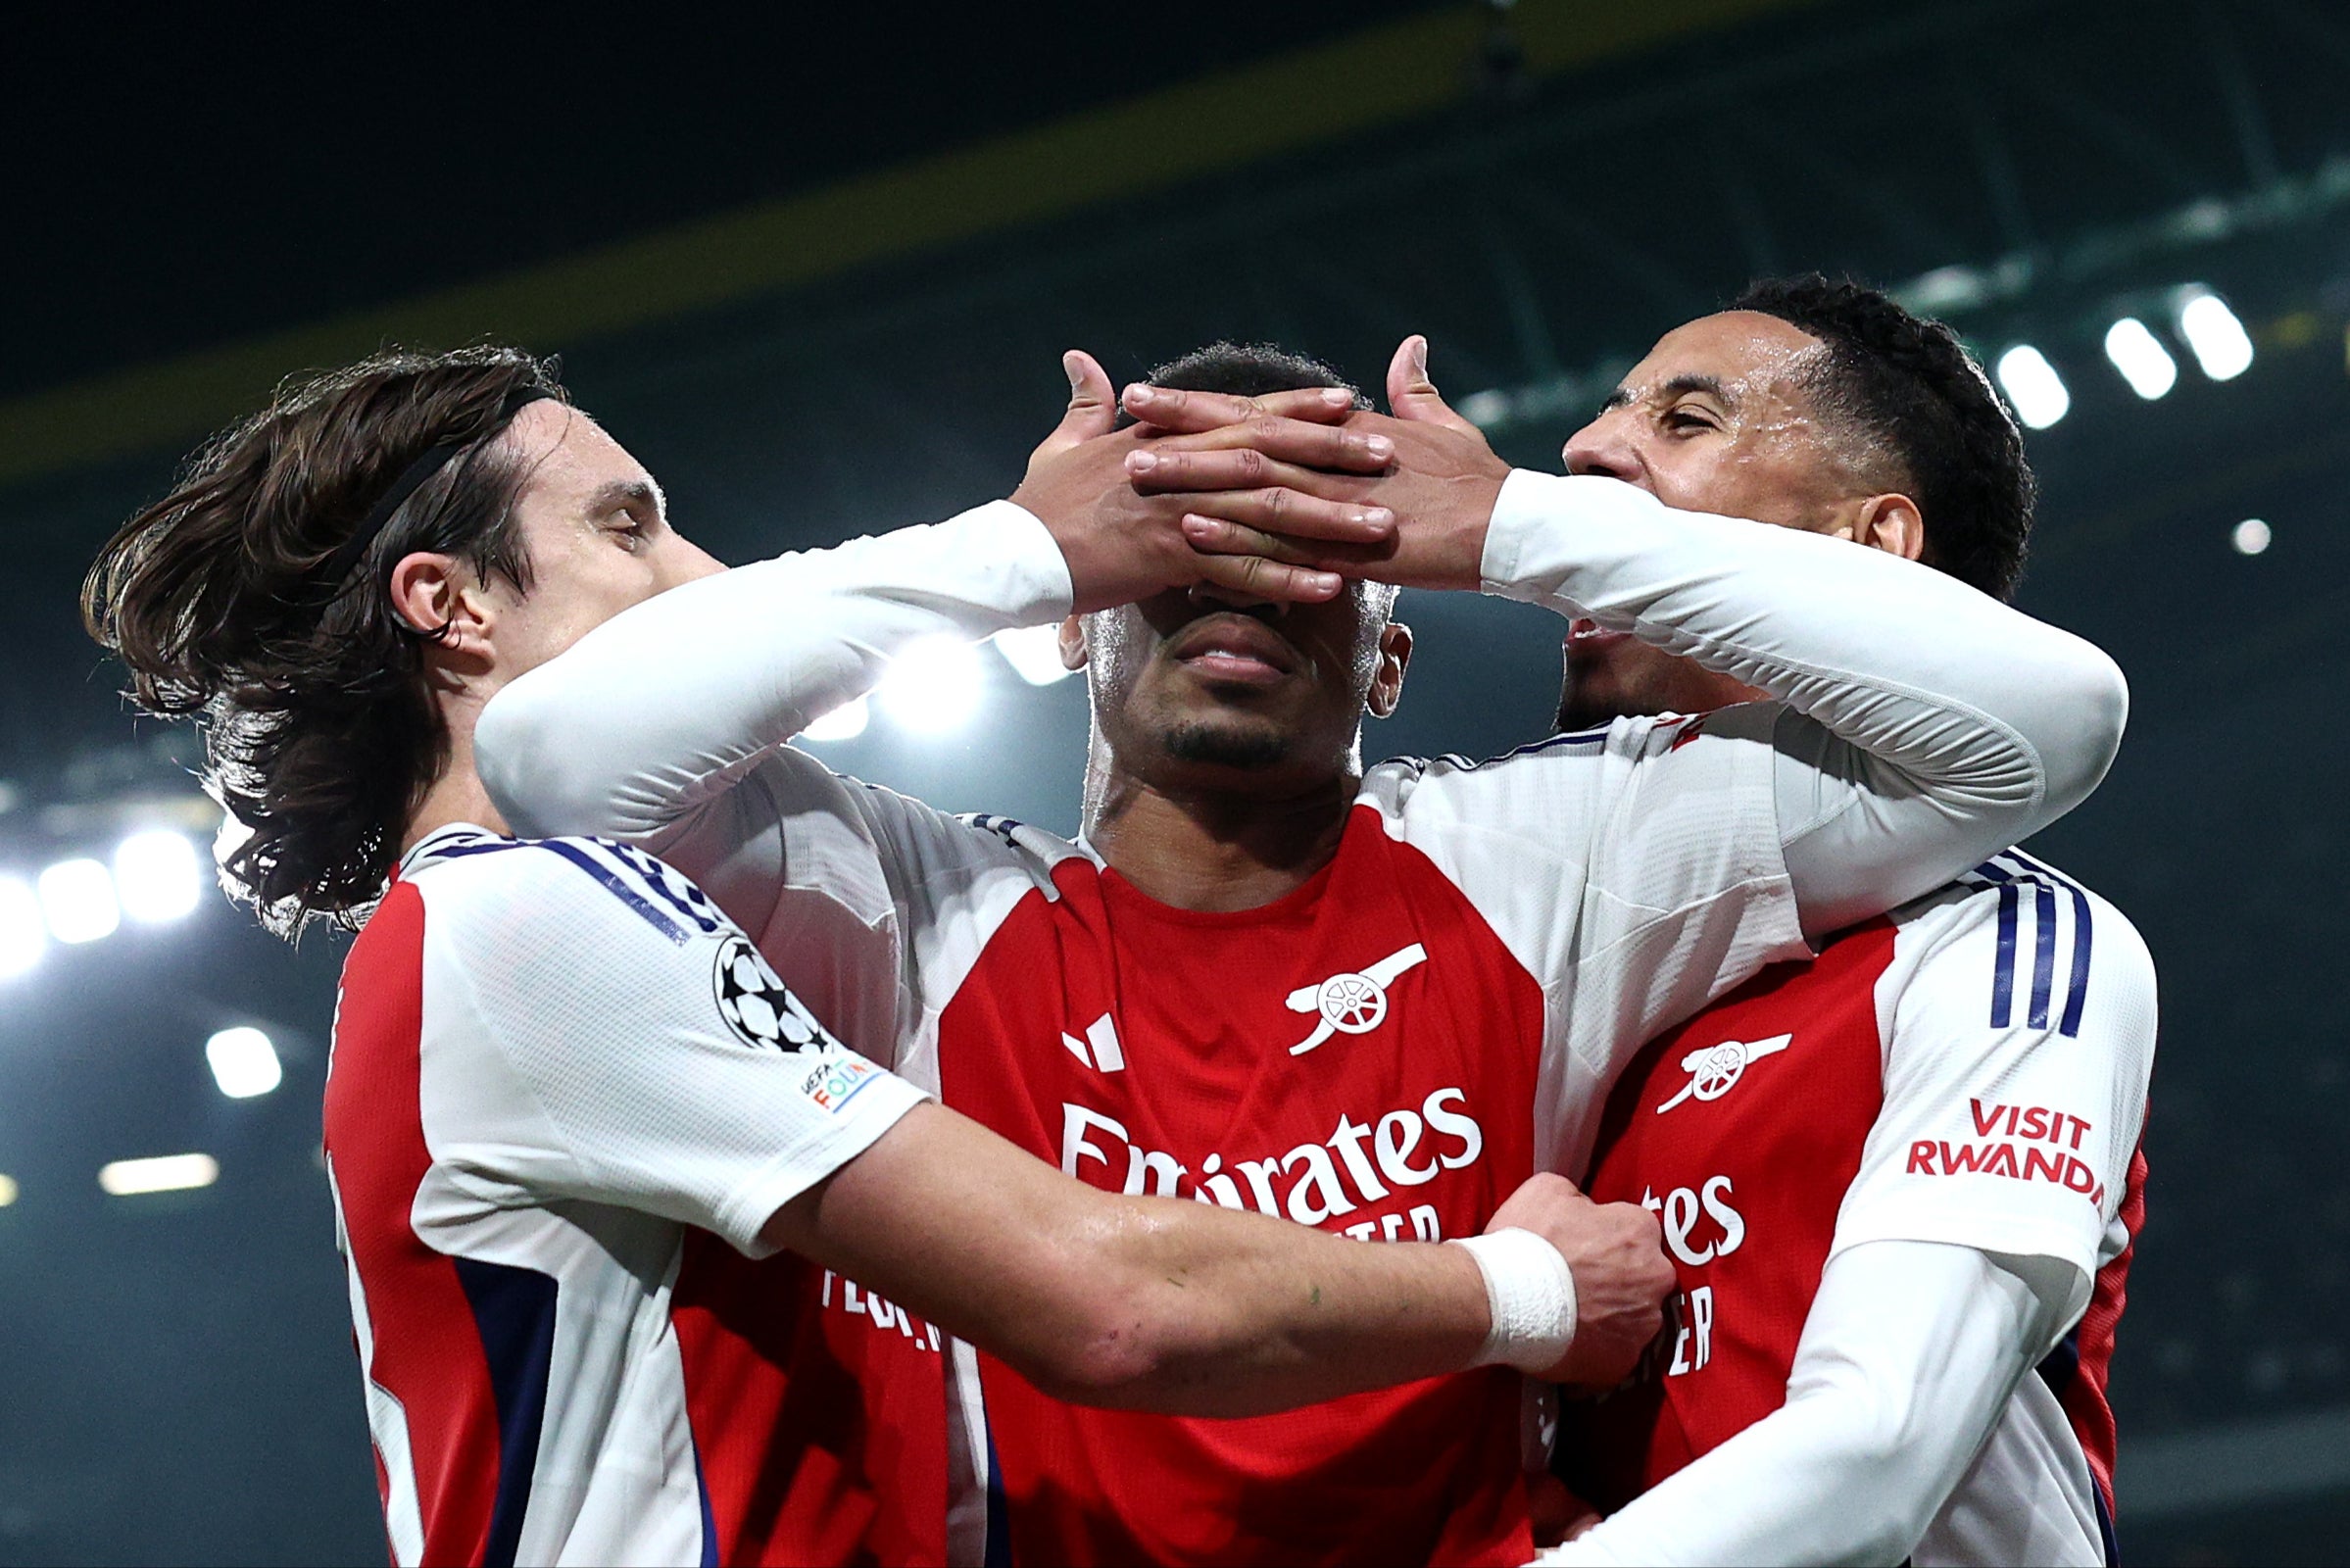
top-left (1561, 413), bottom-right (1641, 483)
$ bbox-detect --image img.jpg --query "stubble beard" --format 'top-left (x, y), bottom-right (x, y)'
top-left (1162, 715), bottom-right (1292, 772)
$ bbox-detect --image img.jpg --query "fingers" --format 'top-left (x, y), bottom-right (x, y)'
top-left (1132, 416), bottom-right (1395, 476)
top-left (1180, 514), bottom-right (1396, 576)
top-left (1385, 334), bottom-right (1484, 437)
top-left (1128, 450), bottom-right (1394, 528)
top-left (1031, 349), bottom-right (1119, 463)
top-left (1191, 550), bottom-right (1344, 605)
top-left (1121, 381), bottom-right (1357, 433)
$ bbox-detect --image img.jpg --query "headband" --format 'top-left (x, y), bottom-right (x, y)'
top-left (318, 385), bottom-right (558, 595)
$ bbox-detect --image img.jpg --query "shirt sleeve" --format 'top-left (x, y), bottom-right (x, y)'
top-left (1481, 470), bottom-right (2130, 939)
top-left (1830, 874), bottom-right (2158, 1326)
top-left (417, 838), bottom-right (927, 1256)
top-left (1537, 1240), bottom-right (2059, 1567)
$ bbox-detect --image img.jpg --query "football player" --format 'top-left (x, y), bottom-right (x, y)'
top-left (1522, 277), bottom-right (2155, 1567)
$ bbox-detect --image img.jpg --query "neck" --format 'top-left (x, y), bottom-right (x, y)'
top-left (1084, 762), bottom-right (1358, 912)
top-left (402, 708), bottom-right (510, 854)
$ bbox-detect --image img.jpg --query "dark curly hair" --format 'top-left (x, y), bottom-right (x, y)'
top-left (1731, 275), bottom-right (2034, 600)
top-left (82, 345), bottom-right (565, 935)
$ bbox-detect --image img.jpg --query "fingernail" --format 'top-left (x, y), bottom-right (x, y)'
top-left (1412, 337), bottom-right (1431, 381)
top-left (1128, 384), bottom-right (1160, 404)
top-left (1355, 507), bottom-right (1394, 529)
top-left (1128, 450), bottom-right (1159, 473)
top-left (1320, 387), bottom-right (1353, 407)
top-left (1063, 352), bottom-right (1085, 392)
top-left (1365, 434), bottom-right (1395, 461)
top-left (1182, 514), bottom-right (1215, 535)
top-left (1311, 572), bottom-right (1343, 595)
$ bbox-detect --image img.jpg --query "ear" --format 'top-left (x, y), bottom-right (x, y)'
top-left (1366, 619), bottom-right (1413, 719)
top-left (387, 551), bottom-right (494, 659)
top-left (1849, 493), bottom-right (1926, 564)
top-left (1055, 612), bottom-right (1091, 672)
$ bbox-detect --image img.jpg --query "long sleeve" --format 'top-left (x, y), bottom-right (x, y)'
top-left (1481, 470), bottom-right (2129, 937)
top-left (1537, 1241), bottom-right (2060, 1567)
top-left (477, 499), bottom-right (1072, 844)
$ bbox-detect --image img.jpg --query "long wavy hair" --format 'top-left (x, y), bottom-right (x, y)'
top-left (82, 345), bottom-right (565, 935)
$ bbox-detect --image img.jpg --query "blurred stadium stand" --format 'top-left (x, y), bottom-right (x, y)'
top-left (3, 0), bottom-right (2346, 1560)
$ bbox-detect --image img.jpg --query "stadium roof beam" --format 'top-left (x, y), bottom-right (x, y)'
top-left (2201, 1), bottom-right (2281, 189)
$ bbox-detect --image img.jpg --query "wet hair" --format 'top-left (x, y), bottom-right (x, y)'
top-left (1731, 274), bottom-right (2035, 600)
top-left (81, 345), bottom-right (565, 935)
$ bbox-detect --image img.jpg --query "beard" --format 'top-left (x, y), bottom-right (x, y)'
top-left (1163, 715), bottom-right (1292, 771)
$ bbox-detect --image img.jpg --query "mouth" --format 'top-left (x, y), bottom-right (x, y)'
top-left (1168, 613), bottom-right (1299, 687)
top-left (1565, 617), bottom-right (1634, 654)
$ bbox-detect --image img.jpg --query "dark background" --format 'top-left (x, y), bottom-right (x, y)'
top-left (2, 1), bottom-right (2343, 1560)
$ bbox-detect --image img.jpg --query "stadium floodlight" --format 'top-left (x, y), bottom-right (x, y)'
top-left (2175, 290), bottom-right (2254, 380)
top-left (98, 1152), bottom-right (220, 1197)
top-left (0, 875), bottom-right (42, 979)
top-left (801, 696), bottom-right (870, 743)
top-left (114, 830), bottom-right (203, 924)
top-left (1993, 345), bottom-right (2071, 429)
top-left (37, 858), bottom-right (120, 945)
top-left (877, 637), bottom-right (984, 733)
top-left (2102, 318), bottom-right (2178, 400)
top-left (992, 624), bottom-right (1077, 686)
top-left (206, 1026), bottom-right (283, 1100)
top-left (2232, 518), bottom-right (2272, 556)
top-left (0, 1174), bottom-right (16, 1207)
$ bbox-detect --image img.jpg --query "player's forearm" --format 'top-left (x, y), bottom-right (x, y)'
top-left (476, 502), bottom-right (1070, 840)
top-left (1547, 1242), bottom-right (2043, 1567)
top-left (782, 1102), bottom-right (1522, 1417)
top-left (1481, 471), bottom-right (2127, 923)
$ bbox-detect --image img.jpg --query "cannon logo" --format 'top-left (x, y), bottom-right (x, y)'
top-left (1286, 943), bottom-right (1428, 1055)
top-left (1656, 1033), bottom-right (1793, 1113)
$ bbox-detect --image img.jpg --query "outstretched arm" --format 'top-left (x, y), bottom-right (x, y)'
top-left (1134, 339), bottom-right (2128, 937)
top-left (478, 356), bottom-right (1393, 845)
top-left (772, 1102), bottom-right (1676, 1416)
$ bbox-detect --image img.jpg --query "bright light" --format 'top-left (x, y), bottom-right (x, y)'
top-left (114, 830), bottom-right (203, 924)
top-left (0, 1174), bottom-right (17, 1207)
top-left (1994, 345), bottom-right (2071, 429)
top-left (98, 1152), bottom-right (220, 1197)
top-left (2102, 318), bottom-right (2178, 400)
top-left (2232, 518), bottom-right (2272, 556)
top-left (801, 696), bottom-right (870, 743)
top-left (206, 1026), bottom-right (283, 1099)
top-left (2176, 291), bottom-right (2254, 380)
top-left (876, 637), bottom-right (984, 733)
top-left (0, 876), bottom-right (42, 979)
top-left (992, 624), bottom-right (1077, 686)
top-left (38, 858), bottom-right (119, 945)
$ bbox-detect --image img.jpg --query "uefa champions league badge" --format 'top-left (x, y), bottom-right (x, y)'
top-left (711, 931), bottom-right (830, 1053)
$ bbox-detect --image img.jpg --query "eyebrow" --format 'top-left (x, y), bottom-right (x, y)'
top-left (1596, 372), bottom-right (1736, 416)
top-left (585, 477), bottom-right (664, 521)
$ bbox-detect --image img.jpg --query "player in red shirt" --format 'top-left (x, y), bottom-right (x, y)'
top-left (79, 347), bottom-right (1671, 1567)
top-left (1526, 278), bottom-right (2155, 1566)
top-left (481, 331), bottom-right (2130, 1563)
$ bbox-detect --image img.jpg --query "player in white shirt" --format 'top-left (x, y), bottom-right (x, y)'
top-left (79, 347), bottom-right (1677, 1568)
top-left (1512, 277), bottom-right (2157, 1566)
top-left (470, 331), bottom-right (2130, 1563)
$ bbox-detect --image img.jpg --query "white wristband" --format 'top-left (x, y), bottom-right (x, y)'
top-left (1450, 1228), bottom-right (1578, 1373)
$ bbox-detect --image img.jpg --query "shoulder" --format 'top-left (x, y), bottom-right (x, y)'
top-left (1883, 851), bottom-right (2156, 1040)
top-left (403, 828), bottom-right (733, 948)
top-left (1360, 713), bottom-right (1705, 812)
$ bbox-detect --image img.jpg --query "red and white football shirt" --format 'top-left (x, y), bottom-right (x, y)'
top-left (324, 825), bottom-right (929, 1567)
top-left (1559, 850), bottom-right (2155, 1565)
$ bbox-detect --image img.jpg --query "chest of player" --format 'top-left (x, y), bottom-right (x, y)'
top-left (935, 820), bottom-right (1545, 1244)
top-left (1587, 920), bottom-right (1895, 1273)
